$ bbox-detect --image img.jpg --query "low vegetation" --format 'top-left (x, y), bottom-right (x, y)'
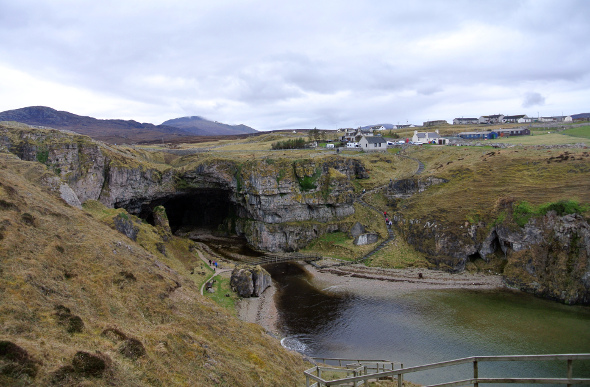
top-left (0, 153), bottom-right (308, 386)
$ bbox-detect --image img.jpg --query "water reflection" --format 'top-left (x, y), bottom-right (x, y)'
top-left (267, 262), bottom-right (590, 384)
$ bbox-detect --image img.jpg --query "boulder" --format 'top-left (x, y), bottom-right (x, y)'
top-left (230, 265), bottom-right (272, 298)
top-left (349, 222), bottom-right (365, 238)
top-left (353, 233), bottom-right (379, 246)
top-left (153, 205), bottom-right (172, 234)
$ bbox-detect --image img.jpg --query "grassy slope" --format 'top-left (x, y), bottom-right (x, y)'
top-left (399, 146), bottom-right (590, 226)
top-left (0, 153), bottom-right (307, 386)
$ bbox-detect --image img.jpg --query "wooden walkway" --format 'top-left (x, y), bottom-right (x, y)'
top-left (305, 353), bottom-right (590, 386)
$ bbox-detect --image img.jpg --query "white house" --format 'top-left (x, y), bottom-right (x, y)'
top-left (453, 118), bottom-right (479, 125)
top-left (358, 136), bottom-right (387, 152)
top-left (479, 114), bottom-right (504, 124)
top-left (540, 117), bottom-right (556, 122)
top-left (553, 116), bottom-right (573, 122)
top-left (502, 115), bottom-right (532, 124)
top-left (412, 130), bottom-right (448, 145)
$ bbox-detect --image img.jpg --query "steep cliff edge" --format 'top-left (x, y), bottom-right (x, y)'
top-left (388, 177), bottom-right (590, 304)
top-left (0, 123), bottom-right (367, 252)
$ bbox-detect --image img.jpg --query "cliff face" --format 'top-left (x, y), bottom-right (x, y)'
top-left (179, 157), bottom-right (365, 251)
top-left (393, 206), bottom-right (590, 305)
top-left (0, 124), bottom-right (364, 252)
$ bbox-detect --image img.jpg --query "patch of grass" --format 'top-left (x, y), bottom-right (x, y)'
top-left (562, 125), bottom-right (590, 139)
top-left (203, 274), bottom-right (239, 315)
top-left (513, 199), bottom-right (589, 227)
top-left (366, 237), bottom-right (430, 269)
top-left (302, 231), bottom-right (375, 261)
top-left (36, 148), bottom-right (49, 164)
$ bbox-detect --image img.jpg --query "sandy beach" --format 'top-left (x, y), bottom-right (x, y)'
top-left (236, 262), bottom-right (504, 336)
top-left (235, 280), bottom-right (282, 337)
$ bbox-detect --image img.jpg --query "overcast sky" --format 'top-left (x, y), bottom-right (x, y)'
top-left (1, 0), bottom-right (589, 130)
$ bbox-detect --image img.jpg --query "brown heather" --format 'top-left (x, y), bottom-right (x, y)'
top-left (0, 153), bottom-right (308, 386)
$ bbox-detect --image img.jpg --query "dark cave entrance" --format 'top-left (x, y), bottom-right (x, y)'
top-left (141, 189), bottom-right (238, 234)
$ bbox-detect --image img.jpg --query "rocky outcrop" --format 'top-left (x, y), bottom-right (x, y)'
top-left (353, 233), bottom-right (379, 246)
top-left (396, 211), bottom-right (590, 304)
top-left (152, 205), bottom-right (172, 235)
top-left (387, 176), bottom-right (448, 199)
top-left (1, 124), bottom-right (365, 252)
top-left (235, 219), bottom-right (343, 252)
top-left (230, 265), bottom-right (272, 298)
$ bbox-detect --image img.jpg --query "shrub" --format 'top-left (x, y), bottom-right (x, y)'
top-left (512, 199), bottom-right (588, 227)
top-left (538, 199), bottom-right (589, 216)
top-left (271, 138), bottom-right (306, 150)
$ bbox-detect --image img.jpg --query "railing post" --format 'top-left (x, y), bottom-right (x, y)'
top-left (473, 359), bottom-right (478, 387)
top-left (306, 373), bottom-right (310, 387)
top-left (567, 358), bottom-right (573, 387)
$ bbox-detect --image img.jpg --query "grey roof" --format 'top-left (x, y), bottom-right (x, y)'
top-left (363, 136), bottom-right (387, 144)
top-left (503, 115), bottom-right (526, 119)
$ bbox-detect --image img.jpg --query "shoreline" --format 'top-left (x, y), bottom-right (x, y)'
top-left (235, 280), bottom-right (282, 338)
top-left (235, 263), bottom-right (504, 337)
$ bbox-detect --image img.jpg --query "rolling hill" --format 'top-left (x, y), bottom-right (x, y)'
top-left (0, 106), bottom-right (257, 144)
top-left (162, 116), bottom-right (257, 136)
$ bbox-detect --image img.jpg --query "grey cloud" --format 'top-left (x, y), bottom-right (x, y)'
top-left (1, 0), bottom-right (589, 129)
top-left (522, 92), bottom-right (546, 108)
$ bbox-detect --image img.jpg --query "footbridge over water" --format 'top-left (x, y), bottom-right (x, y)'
top-left (247, 252), bottom-right (323, 266)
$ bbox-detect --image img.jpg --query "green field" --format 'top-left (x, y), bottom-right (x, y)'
top-left (493, 131), bottom-right (590, 145)
top-left (562, 125), bottom-right (590, 139)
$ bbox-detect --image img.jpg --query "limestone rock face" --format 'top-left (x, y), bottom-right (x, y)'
top-left (397, 211), bottom-right (590, 305)
top-left (353, 233), bottom-right (379, 246)
top-left (350, 222), bottom-right (365, 238)
top-left (387, 177), bottom-right (448, 199)
top-left (152, 205), bottom-right (172, 234)
top-left (1, 126), bottom-right (367, 252)
top-left (236, 219), bottom-right (342, 252)
top-left (230, 265), bottom-right (272, 298)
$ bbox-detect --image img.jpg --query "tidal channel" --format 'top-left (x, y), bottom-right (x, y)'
top-left (265, 262), bottom-right (590, 385)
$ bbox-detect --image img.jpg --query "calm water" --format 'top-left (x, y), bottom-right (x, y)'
top-left (266, 263), bottom-right (590, 385)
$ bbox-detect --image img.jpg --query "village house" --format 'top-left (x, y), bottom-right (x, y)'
top-left (539, 117), bottom-right (557, 123)
top-left (453, 117), bottom-right (479, 125)
top-left (502, 115), bottom-right (532, 124)
top-left (358, 136), bottom-right (387, 152)
top-left (371, 125), bottom-right (387, 131)
top-left (479, 114), bottom-right (504, 124)
top-left (553, 116), bottom-right (573, 122)
top-left (412, 130), bottom-right (448, 145)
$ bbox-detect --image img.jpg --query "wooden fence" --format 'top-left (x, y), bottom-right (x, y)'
top-left (304, 354), bottom-right (590, 386)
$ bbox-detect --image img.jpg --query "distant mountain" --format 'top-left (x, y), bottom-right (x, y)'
top-left (572, 113), bottom-right (590, 120)
top-left (0, 106), bottom-right (257, 144)
top-left (161, 116), bottom-right (257, 136)
top-left (0, 106), bottom-right (190, 144)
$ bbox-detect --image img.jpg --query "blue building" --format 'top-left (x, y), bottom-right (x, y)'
top-left (458, 131), bottom-right (498, 140)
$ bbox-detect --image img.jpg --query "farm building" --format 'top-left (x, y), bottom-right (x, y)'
top-left (458, 131), bottom-right (498, 140)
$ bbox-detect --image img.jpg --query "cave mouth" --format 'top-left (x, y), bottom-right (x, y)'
top-left (140, 189), bottom-right (238, 234)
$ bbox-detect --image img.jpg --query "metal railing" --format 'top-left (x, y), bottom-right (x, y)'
top-left (304, 354), bottom-right (590, 386)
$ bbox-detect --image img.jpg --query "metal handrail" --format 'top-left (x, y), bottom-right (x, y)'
top-left (304, 354), bottom-right (590, 387)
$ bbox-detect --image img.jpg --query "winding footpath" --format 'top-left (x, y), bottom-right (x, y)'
top-left (197, 249), bottom-right (232, 296)
top-left (353, 151), bottom-right (424, 263)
